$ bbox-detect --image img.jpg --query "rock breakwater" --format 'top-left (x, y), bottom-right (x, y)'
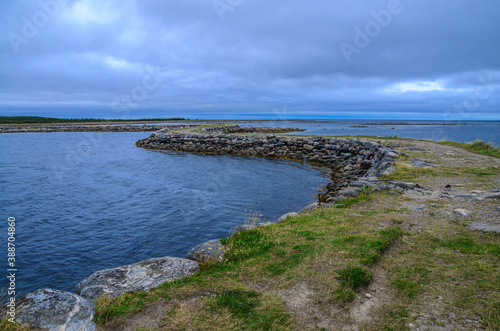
top-left (0, 124), bottom-right (198, 133)
top-left (136, 129), bottom-right (398, 202)
top-left (200, 125), bottom-right (305, 134)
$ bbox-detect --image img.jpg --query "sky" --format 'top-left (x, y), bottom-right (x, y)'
top-left (1, 0), bottom-right (500, 120)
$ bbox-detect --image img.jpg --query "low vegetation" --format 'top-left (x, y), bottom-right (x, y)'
top-left (438, 139), bottom-right (500, 158)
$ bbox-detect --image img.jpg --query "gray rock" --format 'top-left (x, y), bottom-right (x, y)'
top-left (239, 221), bottom-right (274, 231)
top-left (453, 194), bottom-right (474, 198)
top-left (386, 151), bottom-right (398, 158)
top-left (75, 257), bottom-right (199, 299)
top-left (276, 212), bottom-right (299, 223)
top-left (380, 165), bottom-right (396, 176)
top-left (299, 202), bottom-right (320, 214)
top-left (410, 160), bottom-right (430, 167)
top-left (337, 188), bottom-right (360, 197)
top-left (485, 193), bottom-right (500, 200)
top-left (453, 209), bottom-right (472, 217)
top-left (186, 239), bottom-right (226, 263)
top-left (469, 223), bottom-right (500, 233)
top-left (395, 182), bottom-right (417, 190)
top-left (7, 288), bottom-right (95, 331)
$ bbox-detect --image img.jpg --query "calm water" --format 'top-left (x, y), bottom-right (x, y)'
top-left (238, 120), bottom-right (500, 146)
top-left (0, 132), bottom-right (327, 295)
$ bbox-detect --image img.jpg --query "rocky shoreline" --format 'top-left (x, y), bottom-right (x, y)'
top-left (3, 127), bottom-right (401, 330)
top-left (0, 124), bottom-right (199, 133)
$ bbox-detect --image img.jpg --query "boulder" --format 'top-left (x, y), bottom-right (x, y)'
top-left (485, 193), bottom-right (500, 200)
top-left (299, 202), bottom-right (320, 214)
top-left (276, 212), bottom-right (298, 223)
top-left (469, 223), bottom-right (500, 233)
top-left (337, 188), bottom-right (361, 198)
top-left (186, 239), bottom-right (226, 263)
top-left (6, 288), bottom-right (95, 330)
top-left (453, 209), bottom-right (472, 217)
top-left (75, 257), bottom-right (199, 299)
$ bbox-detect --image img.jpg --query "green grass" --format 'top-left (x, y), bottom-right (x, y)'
top-left (210, 290), bottom-right (291, 330)
top-left (337, 266), bottom-right (372, 288)
top-left (371, 304), bottom-right (411, 331)
top-left (438, 140), bottom-right (500, 158)
top-left (0, 320), bottom-right (29, 330)
top-left (391, 266), bottom-right (431, 298)
top-left (438, 236), bottom-right (500, 257)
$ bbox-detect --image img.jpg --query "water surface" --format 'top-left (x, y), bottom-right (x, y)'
top-left (0, 132), bottom-right (327, 294)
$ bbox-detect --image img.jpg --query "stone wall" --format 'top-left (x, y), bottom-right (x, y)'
top-left (200, 125), bottom-right (305, 134)
top-left (136, 129), bottom-right (399, 202)
top-left (0, 124), bottom-right (198, 133)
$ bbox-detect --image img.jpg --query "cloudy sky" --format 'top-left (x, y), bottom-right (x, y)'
top-left (1, 0), bottom-right (499, 119)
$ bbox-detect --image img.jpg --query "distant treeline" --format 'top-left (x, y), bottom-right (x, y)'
top-left (0, 116), bottom-right (187, 124)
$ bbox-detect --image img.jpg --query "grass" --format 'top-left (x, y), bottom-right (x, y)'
top-left (438, 140), bottom-right (500, 158)
top-left (209, 290), bottom-right (291, 330)
top-left (0, 320), bottom-right (29, 330)
top-left (379, 161), bottom-right (500, 182)
top-left (93, 191), bottom-right (406, 328)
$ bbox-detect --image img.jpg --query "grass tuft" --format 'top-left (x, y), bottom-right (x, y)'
top-left (337, 266), bottom-right (373, 289)
top-left (210, 290), bottom-right (291, 330)
top-left (438, 139), bottom-right (500, 158)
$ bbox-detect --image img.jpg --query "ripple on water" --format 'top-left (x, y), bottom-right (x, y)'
top-left (0, 132), bottom-right (328, 294)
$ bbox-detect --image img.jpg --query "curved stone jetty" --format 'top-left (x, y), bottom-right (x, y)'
top-left (136, 130), bottom-right (398, 202)
top-left (6, 288), bottom-right (95, 331)
top-left (75, 257), bottom-right (199, 299)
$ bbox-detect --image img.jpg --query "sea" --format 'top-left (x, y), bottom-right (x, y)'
top-left (0, 119), bottom-right (498, 296)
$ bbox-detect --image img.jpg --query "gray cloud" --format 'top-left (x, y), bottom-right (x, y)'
top-left (0, 0), bottom-right (499, 119)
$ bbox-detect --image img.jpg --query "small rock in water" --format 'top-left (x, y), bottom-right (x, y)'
top-left (453, 209), bottom-right (472, 217)
top-left (365, 293), bottom-right (372, 299)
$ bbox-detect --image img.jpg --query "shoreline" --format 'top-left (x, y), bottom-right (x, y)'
top-left (4, 126), bottom-right (499, 330)
top-left (3, 126), bottom-right (398, 329)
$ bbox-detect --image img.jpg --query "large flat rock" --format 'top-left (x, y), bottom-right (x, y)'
top-left (75, 257), bottom-right (199, 299)
top-left (8, 288), bottom-right (95, 331)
